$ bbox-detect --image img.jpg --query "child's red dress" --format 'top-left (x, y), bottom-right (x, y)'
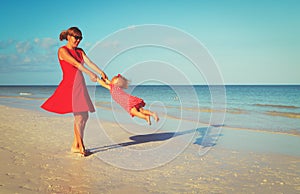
top-left (41, 46), bottom-right (95, 114)
top-left (110, 84), bottom-right (145, 117)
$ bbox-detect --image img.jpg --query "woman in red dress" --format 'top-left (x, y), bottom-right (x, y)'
top-left (97, 74), bottom-right (159, 125)
top-left (41, 27), bottom-right (107, 156)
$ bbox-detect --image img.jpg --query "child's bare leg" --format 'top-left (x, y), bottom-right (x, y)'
top-left (139, 108), bottom-right (159, 122)
top-left (130, 107), bottom-right (151, 125)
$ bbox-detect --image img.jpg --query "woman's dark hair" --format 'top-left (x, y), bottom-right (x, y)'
top-left (59, 27), bottom-right (82, 41)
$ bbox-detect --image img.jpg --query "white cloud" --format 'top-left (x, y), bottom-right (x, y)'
top-left (16, 41), bottom-right (33, 54)
top-left (23, 56), bottom-right (31, 63)
top-left (0, 37), bottom-right (60, 73)
top-left (0, 54), bottom-right (19, 67)
top-left (0, 39), bottom-right (15, 49)
top-left (34, 37), bottom-right (58, 49)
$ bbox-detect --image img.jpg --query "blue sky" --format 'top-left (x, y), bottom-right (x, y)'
top-left (0, 0), bottom-right (299, 85)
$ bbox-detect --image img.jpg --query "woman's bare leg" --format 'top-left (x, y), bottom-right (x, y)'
top-left (71, 112), bottom-right (89, 156)
top-left (139, 108), bottom-right (159, 122)
top-left (130, 107), bottom-right (151, 125)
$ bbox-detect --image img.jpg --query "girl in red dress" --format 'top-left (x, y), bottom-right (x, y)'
top-left (41, 27), bottom-right (107, 156)
top-left (97, 74), bottom-right (159, 125)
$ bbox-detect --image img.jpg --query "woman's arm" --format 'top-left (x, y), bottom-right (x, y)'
top-left (82, 51), bottom-right (107, 79)
top-left (58, 47), bottom-right (97, 82)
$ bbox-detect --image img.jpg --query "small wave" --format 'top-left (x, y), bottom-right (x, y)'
top-left (155, 112), bottom-right (300, 136)
top-left (93, 104), bottom-right (300, 136)
top-left (95, 100), bottom-right (228, 113)
top-left (226, 109), bottom-right (248, 114)
top-left (95, 104), bottom-right (114, 111)
top-left (0, 95), bottom-right (46, 101)
top-left (19, 92), bottom-right (32, 96)
top-left (265, 111), bottom-right (300, 119)
top-left (255, 104), bottom-right (299, 109)
top-left (95, 101), bottom-right (112, 106)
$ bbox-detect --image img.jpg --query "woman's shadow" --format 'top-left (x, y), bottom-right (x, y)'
top-left (88, 126), bottom-right (222, 154)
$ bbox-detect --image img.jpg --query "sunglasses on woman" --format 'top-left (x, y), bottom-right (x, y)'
top-left (72, 35), bottom-right (83, 40)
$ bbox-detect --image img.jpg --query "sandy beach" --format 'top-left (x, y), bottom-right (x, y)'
top-left (1, 105), bottom-right (300, 193)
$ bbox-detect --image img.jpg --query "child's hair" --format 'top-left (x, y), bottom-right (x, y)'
top-left (112, 74), bottom-right (130, 89)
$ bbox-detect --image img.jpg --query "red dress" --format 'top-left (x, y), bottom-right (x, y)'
top-left (41, 46), bottom-right (95, 114)
top-left (110, 84), bottom-right (145, 117)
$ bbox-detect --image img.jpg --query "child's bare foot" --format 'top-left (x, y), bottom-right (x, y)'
top-left (146, 115), bottom-right (151, 125)
top-left (153, 113), bottom-right (159, 122)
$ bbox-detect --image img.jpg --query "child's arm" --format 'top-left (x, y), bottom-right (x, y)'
top-left (97, 77), bottom-right (111, 90)
top-left (104, 78), bottom-right (111, 85)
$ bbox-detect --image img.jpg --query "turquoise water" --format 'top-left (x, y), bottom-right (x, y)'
top-left (0, 85), bottom-right (299, 134)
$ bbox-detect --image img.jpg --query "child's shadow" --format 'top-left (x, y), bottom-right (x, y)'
top-left (89, 126), bottom-right (223, 154)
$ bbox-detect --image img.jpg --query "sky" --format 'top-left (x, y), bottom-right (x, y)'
top-left (0, 0), bottom-right (299, 85)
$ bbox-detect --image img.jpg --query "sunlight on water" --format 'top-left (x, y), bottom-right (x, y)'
top-left (1, 85), bottom-right (300, 134)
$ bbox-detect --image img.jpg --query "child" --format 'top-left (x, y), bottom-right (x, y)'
top-left (97, 74), bottom-right (159, 125)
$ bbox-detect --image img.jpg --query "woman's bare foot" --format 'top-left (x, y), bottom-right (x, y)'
top-left (71, 141), bottom-right (90, 156)
top-left (71, 142), bottom-right (80, 153)
top-left (71, 146), bottom-right (91, 157)
top-left (71, 147), bottom-right (80, 153)
top-left (153, 113), bottom-right (159, 122)
top-left (80, 149), bottom-right (92, 157)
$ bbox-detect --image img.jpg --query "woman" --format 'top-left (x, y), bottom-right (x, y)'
top-left (41, 27), bottom-right (107, 156)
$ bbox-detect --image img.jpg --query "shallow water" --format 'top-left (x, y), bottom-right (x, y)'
top-left (0, 85), bottom-right (299, 134)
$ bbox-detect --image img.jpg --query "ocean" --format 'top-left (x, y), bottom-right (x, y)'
top-left (0, 85), bottom-right (299, 135)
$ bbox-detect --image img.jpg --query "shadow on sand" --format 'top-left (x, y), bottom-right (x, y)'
top-left (88, 125), bottom-right (223, 154)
